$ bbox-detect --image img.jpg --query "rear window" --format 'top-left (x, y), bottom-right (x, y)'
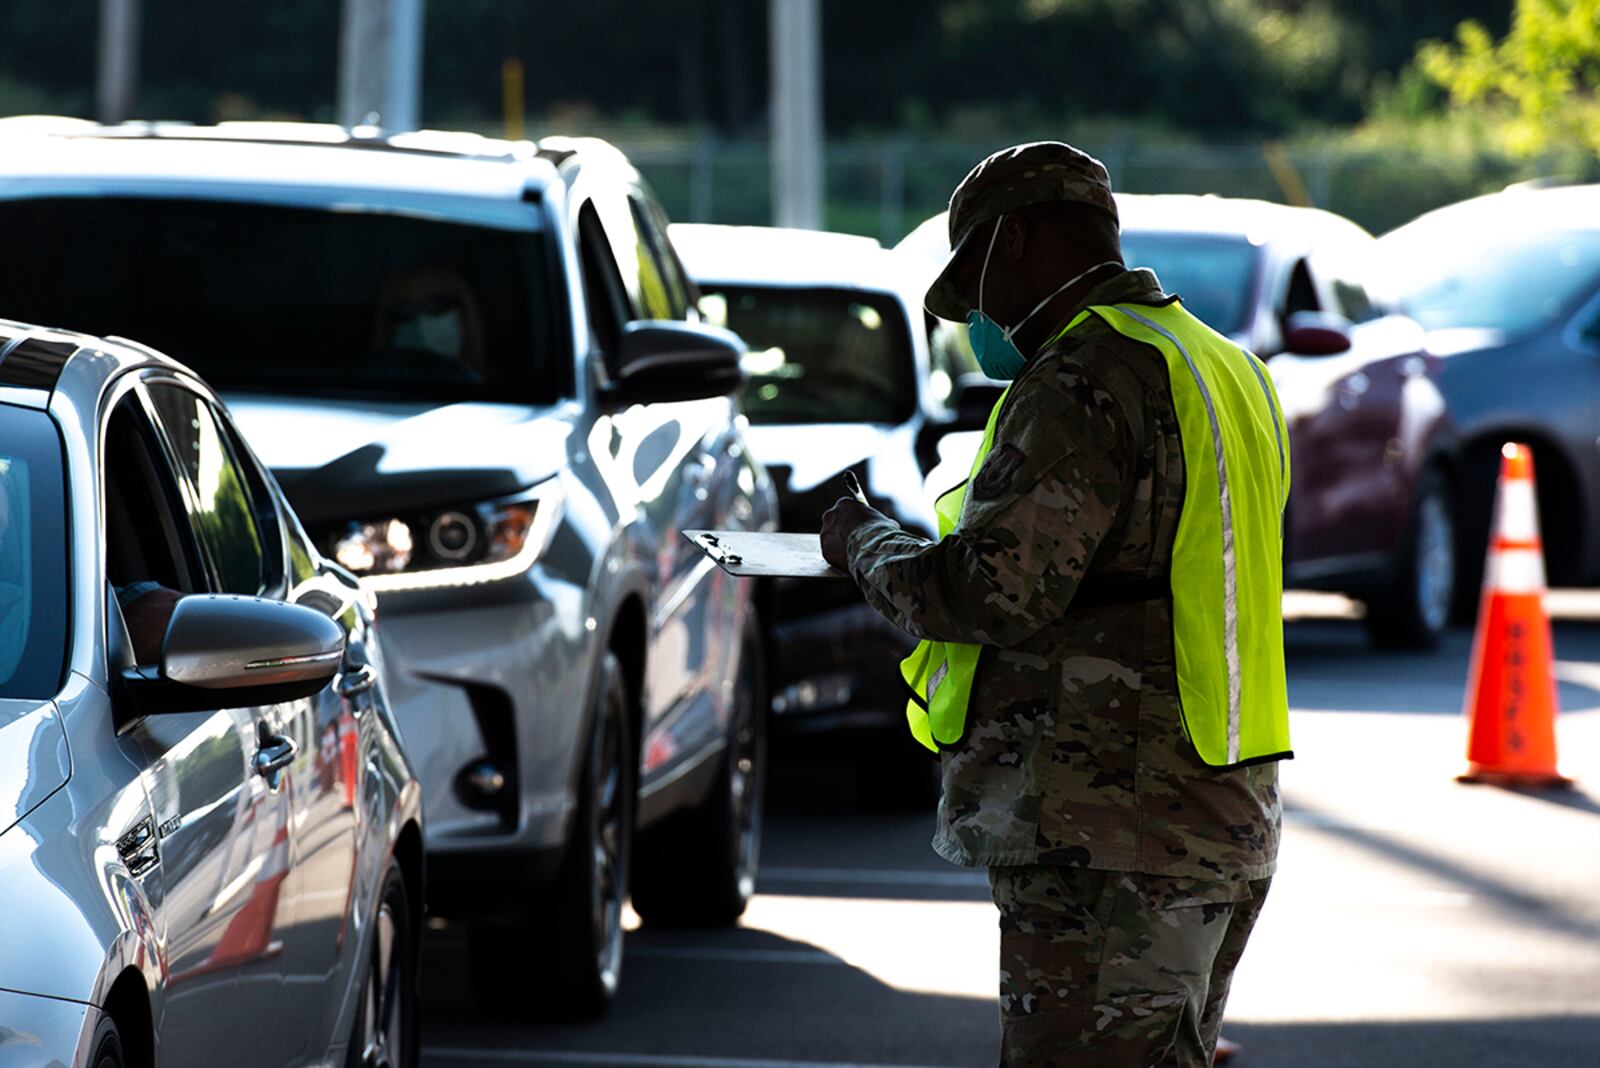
top-left (1119, 232), bottom-right (1260, 337)
top-left (696, 286), bottom-right (916, 425)
top-left (0, 407), bottom-right (68, 699)
top-left (0, 195), bottom-right (564, 403)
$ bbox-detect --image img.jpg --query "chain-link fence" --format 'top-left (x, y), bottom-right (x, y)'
top-left (621, 137), bottom-right (1591, 244)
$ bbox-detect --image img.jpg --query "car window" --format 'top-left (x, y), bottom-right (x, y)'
top-left (1312, 244), bottom-right (1381, 323)
top-left (102, 392), bottom-right (208, 668)
top-left (145, 384), bottom-right (272, 597)
top-left (0, 406), bottom-right (68, 699)
top-left (103, 395), bottom-right (205, 596)
top-left (926, 317), bottom-right (980, 409)
top-left (696, 285), bottom-right (917, 425)
top-left (630, 188), bottom-right (693, 319)
top-left (0, 195), bottom-right (563, 404)
top-left (1118, 232), bottom-right (1260, 337)
top-left (1283, 259), bottom-right (1320, 318)
top-left (578, 202), bottom-right (631, 358)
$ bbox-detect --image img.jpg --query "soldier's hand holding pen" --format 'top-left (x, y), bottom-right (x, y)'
top-left (820, 471), bottom-right (884, 571)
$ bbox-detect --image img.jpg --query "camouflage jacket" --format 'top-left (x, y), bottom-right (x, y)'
top-left (846, 268), bottom-right (1281, 882)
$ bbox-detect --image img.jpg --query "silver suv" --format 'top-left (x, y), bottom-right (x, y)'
top-left (0, 121), bottom-right (778, 1018)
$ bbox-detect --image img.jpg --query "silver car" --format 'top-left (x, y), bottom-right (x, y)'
top-left (0, 321), bottom-right (423, 1067)
top-left (0, 121), bottom-right (779, 1018)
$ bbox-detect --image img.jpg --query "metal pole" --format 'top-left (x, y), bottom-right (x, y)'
top-left (339, 0), bottom-right (425, 132)
top-left (692, 134), bottom-right (716, 223)
top-left (502, 58), bottom-right (526, 141)
top-left (97, 0), bottom-right (141, 124)
top-left (880, 140), bottom-right (905, 245)
top-left (769, 0), bottom-right (823, 230)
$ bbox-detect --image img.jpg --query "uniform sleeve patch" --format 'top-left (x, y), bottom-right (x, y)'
top-left (971, 443), bottom-right (1027, 501)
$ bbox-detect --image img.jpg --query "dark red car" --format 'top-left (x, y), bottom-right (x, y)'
top-left (900, 194), bottom-right (1459, 648)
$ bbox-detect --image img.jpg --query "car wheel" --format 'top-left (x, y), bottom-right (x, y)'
top-left (88, 1016), bottom-right (124, 1068)
top-left (347, 859), bottom-right (417, 1068)
top-left (469, 650), bottom-right (635, 1020)
top-left (633, 615), bottom-right (768, 926)
top-left (1366, 466), bottom-right (1456, 650)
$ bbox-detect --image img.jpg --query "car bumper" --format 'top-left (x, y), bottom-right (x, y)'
top-left (767, 598), bottom-right (914, 734)
top-left (0, 989), bottom-right (100, 1068)
top-left (372, 567), bottom-right (592, 868)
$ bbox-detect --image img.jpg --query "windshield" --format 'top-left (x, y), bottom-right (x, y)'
top-left (0, 407), bottom-right (68, 699)
top-left (1119, 232), bottom-right (1259, 336)
top-left (1378, 220), bottom-right (1600, 336)
top-left (697, 286), bottom-right (916, 425)
top-left (0, 195), bottom-right (562, 403)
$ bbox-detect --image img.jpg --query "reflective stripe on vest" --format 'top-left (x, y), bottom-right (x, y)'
top-left (898, 299), bottom-right (1292, 768)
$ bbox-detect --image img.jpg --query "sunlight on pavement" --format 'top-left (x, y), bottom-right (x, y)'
top-left (738, 895), bottom-right (997, 1000)
top-left (1229, 706), bottom-right (1600, 1024)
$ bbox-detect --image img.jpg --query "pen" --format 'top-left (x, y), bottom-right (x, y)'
top-left (843, 471), bottom-right (870, 506)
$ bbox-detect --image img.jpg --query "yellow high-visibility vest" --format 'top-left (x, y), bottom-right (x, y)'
top-left (901, 300), bottom-right (1292, 768)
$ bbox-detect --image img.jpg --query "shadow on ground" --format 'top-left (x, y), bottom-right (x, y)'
top-left (420, 921), bottom-right (994, 1067)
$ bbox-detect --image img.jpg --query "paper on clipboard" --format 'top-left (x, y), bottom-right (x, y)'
top-left (682, 530), bottom-right (848, 579)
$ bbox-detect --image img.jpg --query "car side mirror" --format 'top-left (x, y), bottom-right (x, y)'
top-left (1282, 311), bottom-right (1353, 356)
top-left (605, 321), bottom-right (747, 406)
top-left (915, 372), bottom-right (1006, 471)
top-left (118, 594), bottom-right (345, 716)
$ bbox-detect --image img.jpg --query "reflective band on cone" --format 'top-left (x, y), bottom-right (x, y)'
top-left (1458, 443), bottom-right (1571, 788)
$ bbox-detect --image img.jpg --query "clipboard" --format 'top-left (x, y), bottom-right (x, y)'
top-left (683, 530), bottom-right (848, 579)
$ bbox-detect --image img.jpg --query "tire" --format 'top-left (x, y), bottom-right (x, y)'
top-left (468, 650), bottom-right (635, 1021)
top-left (1366, 465), bottom-right (1456, 650)
top-left (88, 1017), bottom-right (123, 1068)
top-left (346, 859), bottom-right (418, 1068)
top-left (633, 615), bottom-right (768, 926)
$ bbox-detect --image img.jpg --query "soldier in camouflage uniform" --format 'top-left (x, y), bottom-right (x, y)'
top-left (820, 142), bottom-right (1282, 1067)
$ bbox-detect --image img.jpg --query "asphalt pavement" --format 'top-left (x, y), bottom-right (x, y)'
top-left (421, 600), bottom-right (1600, 1068)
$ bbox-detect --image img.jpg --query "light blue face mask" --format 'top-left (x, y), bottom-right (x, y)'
top-left (966, 215), bottom-right (1120, 381)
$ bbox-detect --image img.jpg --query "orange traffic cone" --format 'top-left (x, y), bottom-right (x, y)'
top-left (1457, 443), bottom-right (1571, 787)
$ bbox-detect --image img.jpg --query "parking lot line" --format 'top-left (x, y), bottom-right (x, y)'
top-left (422, 1048), bottom-right (959, 1068)
top-left (760, 867), bottom-right (990, 888)
top-left (629, 945), bottom-right (843, 965)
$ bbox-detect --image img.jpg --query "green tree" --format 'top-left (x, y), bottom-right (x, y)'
top-left (1421, 0), bottom-right (1600, 155)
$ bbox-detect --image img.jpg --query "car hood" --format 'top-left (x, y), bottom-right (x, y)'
top-left (0, 700), bottom-right (70, 839)
top-left (224, 393), bottom-right (575, 524)
top-left (1421, 327), bottom-right (1507, 357)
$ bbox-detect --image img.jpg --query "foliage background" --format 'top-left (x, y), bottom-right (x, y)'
top-left (0, 1), bottom-right (1589, 237)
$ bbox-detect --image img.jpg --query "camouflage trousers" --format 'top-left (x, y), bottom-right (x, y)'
top-left (988, 864), bottom-right (1272, 1068)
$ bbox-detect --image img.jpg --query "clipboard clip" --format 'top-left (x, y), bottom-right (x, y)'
top-left (693, 532), bottom-right (743, 567)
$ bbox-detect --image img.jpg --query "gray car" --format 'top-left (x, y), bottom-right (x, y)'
top-left (0, 321), bottom-right (422, 1067)
top-left (0, 120), bottom-right (779, 1018)
top-left (1377, 183), bottom-right (1600, 599)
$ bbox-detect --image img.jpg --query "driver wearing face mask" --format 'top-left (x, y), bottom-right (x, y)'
top-left (372, 264), bottom-right (487, 379)
top-left (819, 142), bottom-right (1291, 1068)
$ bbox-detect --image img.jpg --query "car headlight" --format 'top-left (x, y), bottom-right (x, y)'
top-left (326, 481), bottom-right (565, 592)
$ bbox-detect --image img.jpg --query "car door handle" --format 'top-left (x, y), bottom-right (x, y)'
top-left (254, 731), bottom-right (297, 786)
top-left (336, 663), bottom-right (377, 700)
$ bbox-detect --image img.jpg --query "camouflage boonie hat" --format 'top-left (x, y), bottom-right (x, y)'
top-left (925, 141), bottom-right (1119, 321)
